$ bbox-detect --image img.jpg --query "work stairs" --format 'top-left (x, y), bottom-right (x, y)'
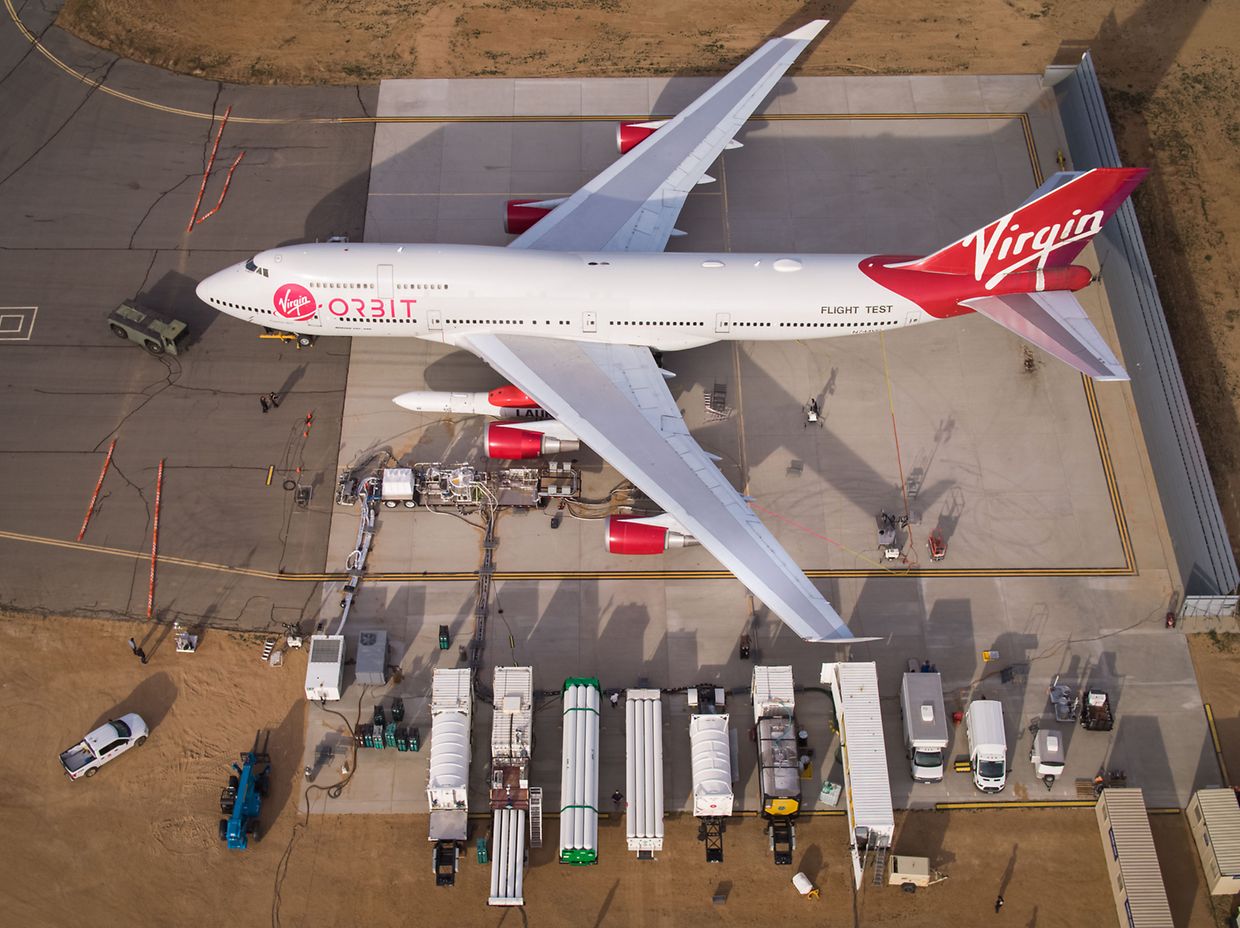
top-left (528, 787), bottom-right (543, 848)
top-left (871, 839), bottom-right (889, 887)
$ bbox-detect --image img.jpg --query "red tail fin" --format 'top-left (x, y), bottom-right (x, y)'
top-left (899, 168), bottom-right (1146, 291)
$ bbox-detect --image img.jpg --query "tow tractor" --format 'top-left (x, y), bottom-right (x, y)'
top-left (107, 301), bottom-right (189, 356)
top-left (219, 740), bottom-right (272, 850)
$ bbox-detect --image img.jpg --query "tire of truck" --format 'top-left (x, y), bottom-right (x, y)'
top-left (109, 324), bottom-right (129, 340)
top-left (85, 766), bottom-right (98, 777)
top-left (229, 775), bottom-right (239, 790)
top-left (143, 339), bottom-right (164, 355)
top-left (218, 819), bottom-right (228, 842)
top-left (135, 735), bottom-right (147, 747)
top-left (296, 334), bottom-right (314, 348)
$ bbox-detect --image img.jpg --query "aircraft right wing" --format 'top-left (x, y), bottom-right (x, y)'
top-left (456, 332), bottom-right (863, 643)
top-left (962, 290), bottom-right (1129, 381)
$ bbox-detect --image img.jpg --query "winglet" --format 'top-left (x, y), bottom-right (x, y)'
top-left (783, 19), bottom-right (830, 41)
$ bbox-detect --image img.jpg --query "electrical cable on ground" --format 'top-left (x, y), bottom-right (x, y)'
top-left (271, 687), bottom-right (368, 928)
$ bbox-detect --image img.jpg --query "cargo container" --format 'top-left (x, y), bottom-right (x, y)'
top-left (1096, 788), bottom-right (1173, 927)
top-left (823, 662), bottom-right (895, 888)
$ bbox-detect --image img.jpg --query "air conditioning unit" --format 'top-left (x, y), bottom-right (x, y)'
top-left (355, 629), bottom-right (388, 685)
top-left (304, 635), bottom-right (345, 701)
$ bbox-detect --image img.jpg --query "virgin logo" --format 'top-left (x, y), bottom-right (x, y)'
top-left (966, 208), bottom-right (1104, 291)
top-left (274, 283), bottom-right (317, 321)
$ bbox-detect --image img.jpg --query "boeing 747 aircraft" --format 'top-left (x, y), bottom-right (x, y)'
top-left (196, 20), bottom-right (1144, 642)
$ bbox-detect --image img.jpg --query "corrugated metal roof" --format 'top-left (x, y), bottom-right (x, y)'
top-left (1098, 789), bottom-right (1173, 927)
top-left (432, 668), bottom-right (472, 716)
top-left (828, 662), bottom-right (894, 833)
top-left (491, 666), bottom-right (533, 760)
top-left (1196, 789), bottom-right (1240, 874)
top-left (751, 665), bottom-right (794, 723)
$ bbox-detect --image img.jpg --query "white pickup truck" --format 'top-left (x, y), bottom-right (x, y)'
top-left (59, 713), bottom-right (149, 780)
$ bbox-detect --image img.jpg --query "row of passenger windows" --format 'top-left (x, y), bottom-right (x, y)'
top-left (780, 320), bottom-right (898, 328)
top-left (221, 300), bottom-right (270, 315)
top-left (609, 321), bottom-right (706, 327)
top-left (305, 282), bottom-right (448, 290)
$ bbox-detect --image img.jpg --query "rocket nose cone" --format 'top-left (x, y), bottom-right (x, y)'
top-left (392, 391), bottom-right (424, 411)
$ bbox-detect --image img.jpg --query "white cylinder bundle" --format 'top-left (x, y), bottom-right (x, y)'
top-left (488, 808), bottom-right (526, 905)
top-left (625, 689), bottom-right (665, 852)
top-left (559, 681), bottom-right (600, 863)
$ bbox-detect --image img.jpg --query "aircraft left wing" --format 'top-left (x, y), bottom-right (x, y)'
top-left (457, 332), bottom-right (860, 642)
top-left (508, 20), bottom-right (828, 254)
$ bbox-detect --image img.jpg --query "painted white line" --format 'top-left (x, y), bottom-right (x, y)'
top-left (0, 306), bottom-right (37, 341)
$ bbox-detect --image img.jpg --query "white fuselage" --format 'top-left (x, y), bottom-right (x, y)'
top-left (196, 243), bottom-right (936, 351)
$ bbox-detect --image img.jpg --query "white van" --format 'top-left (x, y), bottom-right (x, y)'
top-left (900, 672), bottom-right (948, 782)
top-left (965, 700), bottom-right (1007, 793)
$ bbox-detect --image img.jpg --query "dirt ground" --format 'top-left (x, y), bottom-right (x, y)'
top-left (0, 612), bottom-right (1228, 927)
top-left (51, 2), bottom-right (1240, 560)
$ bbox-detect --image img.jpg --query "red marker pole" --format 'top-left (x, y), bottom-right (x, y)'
top-left (186, 105), bottom-right (232, 233)
top-left (77, 438), bottom-right (117, 541)
top-left (147, 459), bottom-right (165, 620)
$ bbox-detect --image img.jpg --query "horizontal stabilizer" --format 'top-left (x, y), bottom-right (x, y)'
top-left (962, 291), bottom-right (1128, 381)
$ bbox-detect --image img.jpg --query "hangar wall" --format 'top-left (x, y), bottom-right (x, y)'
top-left (1048, 53), bottom-right (1240, 596)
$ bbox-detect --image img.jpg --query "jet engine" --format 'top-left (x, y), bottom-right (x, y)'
top-left (604, 514), bottom-right (698, 555)
top-left (484, 421), bottom-right (580, 459)
top-left (504, 197), bottom-right (568, 235)
top-left (616, 120), bottom-right (668, 154)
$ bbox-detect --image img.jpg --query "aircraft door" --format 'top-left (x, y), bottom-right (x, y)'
top-left (377, 265), bottom-right (394, 299)
top-left (428, 310), bottom-right (443, 338)
top-left (904, 311), bottom-right (921, 327)
top-left (582, 311), bottom-right (597, 333)
top-left (715, 312), bottom-right (731, 334)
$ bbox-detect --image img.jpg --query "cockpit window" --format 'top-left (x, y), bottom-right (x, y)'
top-left (245, 259), bottom-right (258, 272)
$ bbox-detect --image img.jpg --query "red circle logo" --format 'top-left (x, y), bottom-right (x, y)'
top-left (273, 283), bottom-right (316, 321)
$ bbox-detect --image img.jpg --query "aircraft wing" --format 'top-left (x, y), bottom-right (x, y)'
top-left (457, 333), bottom-right (859, 642)
top-left (507, 20), bottom-right (828, 253)
top-left (962, 291), bottom-right (1129, 381)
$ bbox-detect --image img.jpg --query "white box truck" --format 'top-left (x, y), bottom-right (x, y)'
top-left (900, 672), bottom-right (948, 782)
top-left (965, 699), bottom-right (1007, 793)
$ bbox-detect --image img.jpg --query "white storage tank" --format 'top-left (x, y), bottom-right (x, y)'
top-left (689, 714), bottom-right (734, 818)
top-left (428, 669), bottom-right (472, 842)
top-left (625, 689), bottom-right (665, 855)
top-left (559, 677), bottom-right (601, 865)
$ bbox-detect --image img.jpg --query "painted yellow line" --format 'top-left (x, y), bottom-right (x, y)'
top-left (265, 465), bottom-right (274, 487)
top-left (1205, 703), bottom-right (1231, 785)
top-left (0, 528), bottom-right (1142, 583)
top-left (935, 801), bottom-right (1097, 810)
top-left (0, 528), bottom-right (280, 580)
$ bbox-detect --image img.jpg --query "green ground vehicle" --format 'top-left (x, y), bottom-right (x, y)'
top-left (107, 301), bottom-right (189, 356)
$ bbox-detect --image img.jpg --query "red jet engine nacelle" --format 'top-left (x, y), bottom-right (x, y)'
top-left (505, 200), bottom-right (553, 236)
top-left (604, 515), bottom-right (697, 555)
top-left (484, 422), bottom-right (579, 459)
top-left (616, 121), bottom-right (665, 154)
